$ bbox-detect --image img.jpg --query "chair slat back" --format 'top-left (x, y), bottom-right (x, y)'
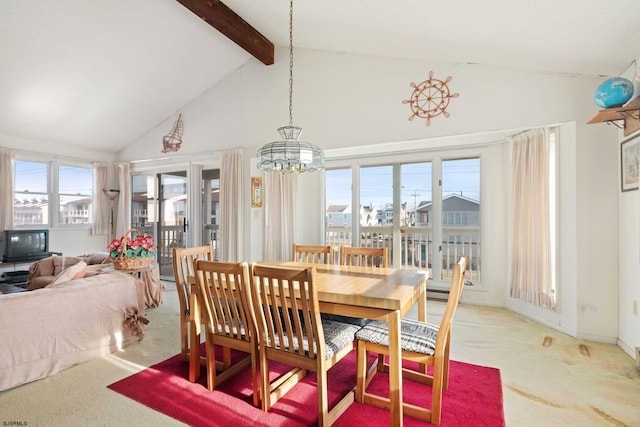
top-left (292, 244), bottom-right (332, 264)
top-left (172, 245), bottom-right (212, 314)
top-left (339, 246), bottom-right (388, 268)
top-left (194, 260), bottom-right (254, 344)
top-left (250, 264), bottom-right (323, 361)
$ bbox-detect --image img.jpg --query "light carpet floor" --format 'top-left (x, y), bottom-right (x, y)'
top-left (1, 284), bottom-right (638, 427)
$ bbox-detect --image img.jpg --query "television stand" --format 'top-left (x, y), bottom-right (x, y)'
top-left (0, 252), bottom-right (61, 287)
top-left (0, 283), bottom-right (27, 294)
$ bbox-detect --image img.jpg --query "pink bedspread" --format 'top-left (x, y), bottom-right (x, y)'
top-left (0, 274), bottom-right (143, 391)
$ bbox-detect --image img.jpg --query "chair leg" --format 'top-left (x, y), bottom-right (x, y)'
top-left (259, 352), bottom-right (271, 412)
top-left (250, 345), bottom-right (260, 407)
top-left (442, 334), bottom-right (451, 390)
top-left (180, 317), bottom-right (189, 362)
top-left (356, 340), bottom-right (367, 403)
top-left (222, 346), bottom-right (232, 370)
top-left (376, 353), bottom-right (385, 372)
top-left (317, 369), bottom-right (329, 427)
top-left (431, 356), bottom-right (445, 425)
top-left (205, 337), bottom-right (216, 391)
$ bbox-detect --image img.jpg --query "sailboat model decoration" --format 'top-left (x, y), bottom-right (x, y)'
top-left (161, 113), bottom-right (184, 153)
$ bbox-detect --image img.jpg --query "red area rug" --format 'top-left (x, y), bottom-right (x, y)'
top-left (108, 346), bottom-right (504, 426)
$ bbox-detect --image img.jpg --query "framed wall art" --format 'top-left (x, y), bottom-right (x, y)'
top-left (251, 177), bottom-right (262, 208)
top-left (621, 135), bottom-right (640, 192)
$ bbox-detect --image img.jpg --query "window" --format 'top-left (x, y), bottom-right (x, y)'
top-left (14, 158), bottom-right (94, 227)
top-left (58, 165), bottom-right (93, 224)
top-left (361, 165), bottom-right (392, 226)
top-left (14, 160), bottom-right (49, 226)
top-left (201, 169), bottom-right (220, 261)
top-left (325, 157), bottom-right (480, 284)
top-left (441, 158), bottom-right (480, 281)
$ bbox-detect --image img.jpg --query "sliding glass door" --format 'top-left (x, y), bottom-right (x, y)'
top-left (325, 156), bottom-right (481, 285)
top-left (201, 168), bottom-right (220, 261)
top-left (132, 171), bottom-right (188, 278)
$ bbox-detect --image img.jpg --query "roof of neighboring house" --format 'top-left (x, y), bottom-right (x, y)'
top-left (326, 204), bottom-right (349, 213)
top-left (412, 194), bottom-right (480, 212)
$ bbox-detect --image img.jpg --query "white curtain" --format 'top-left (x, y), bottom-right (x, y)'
top-left (115, 162), bottom-right (131, 238)
top-left (509, 128), bottom-right (554, 308)
top-left (263, 172), bottom-right (297, 261)
top-left (220, 148), bottom-right (244, 262)
top-left (0, 147), bottom-right (15, 231)
top-left (91, 162), bottom-right (109, 236)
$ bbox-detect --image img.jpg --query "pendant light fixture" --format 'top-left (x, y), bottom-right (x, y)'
top-left (256, 0), bottom-right (324, 173)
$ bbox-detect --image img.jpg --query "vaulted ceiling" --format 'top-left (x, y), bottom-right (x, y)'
top-left (2, 0), bottom-right (639, 153)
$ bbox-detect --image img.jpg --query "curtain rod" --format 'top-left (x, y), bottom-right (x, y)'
top-left (129, 150), bottom-right (220, 164)
top-left (1, 145), bottom-right (108, 164)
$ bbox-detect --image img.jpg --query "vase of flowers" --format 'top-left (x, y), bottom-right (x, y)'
top-left (108, 228), bottom-right (157, 270)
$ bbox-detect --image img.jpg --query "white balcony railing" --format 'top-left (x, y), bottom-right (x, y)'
top-left (326, 225), bottom-right (480, 282)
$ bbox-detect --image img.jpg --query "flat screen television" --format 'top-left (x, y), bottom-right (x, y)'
top-left (2, 229), bottom-right (50, 262)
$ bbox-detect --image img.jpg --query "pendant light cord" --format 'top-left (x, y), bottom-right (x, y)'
top-left (288, 0), bottom-right (294, 128)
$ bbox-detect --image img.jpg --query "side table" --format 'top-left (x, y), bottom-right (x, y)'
top-left (102, 262), bottom-right (163, 312)
top-left (102, 262), bottom-right (157, 279)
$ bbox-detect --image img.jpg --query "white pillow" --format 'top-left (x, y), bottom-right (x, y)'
top-left (47, 261), bottom-right (87, 288)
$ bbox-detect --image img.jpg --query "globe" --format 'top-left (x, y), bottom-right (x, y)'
top-left (594, 77), bottom-right (634, 109)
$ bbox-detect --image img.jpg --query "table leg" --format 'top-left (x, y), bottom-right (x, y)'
top-left (418, 281), bottom-right (426, 322)
top-left (388, 309), bottom-right (403, 427)
top-left (189, 291), bottom-right (201, 382)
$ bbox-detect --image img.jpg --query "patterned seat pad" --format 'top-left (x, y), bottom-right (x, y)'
top-left (355, 318), bottom-right (439, 355)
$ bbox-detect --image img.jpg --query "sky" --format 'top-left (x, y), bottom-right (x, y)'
top-left (14, 160), bottom-right (93, 200)
top-left (326, 158), bottom-right (480, 210)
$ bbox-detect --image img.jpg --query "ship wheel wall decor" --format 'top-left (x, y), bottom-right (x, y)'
top-left (403, 71), bottom-right (459, 126)
top-left (161, 113), bottom-right (184, 153)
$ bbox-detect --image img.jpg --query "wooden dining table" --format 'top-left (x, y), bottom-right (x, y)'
top-left (188, 261), bottom-right (428, 427)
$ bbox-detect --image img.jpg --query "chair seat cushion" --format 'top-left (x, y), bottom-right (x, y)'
top-left (355, 318), bottom-right (439, 356)
top-left (269, 319), bottom-right (359, 360)
top-left (321, 319), bottom-right (360, 360)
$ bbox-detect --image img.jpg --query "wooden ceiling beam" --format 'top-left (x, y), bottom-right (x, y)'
top-left (176, 0), bottom-right (274, 65)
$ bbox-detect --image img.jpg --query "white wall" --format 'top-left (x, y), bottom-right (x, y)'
top-left (618, 182), bottom-right (640, 358)
top-left (1, 134), bottom-right (117, 163)
top-left (616, 57), bottom-right (640, 360)
top-left (119, 48), bottom-right (624, 345)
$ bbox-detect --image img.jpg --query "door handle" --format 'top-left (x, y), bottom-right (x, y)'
top-left (183, 218), bottom-right (188, 232)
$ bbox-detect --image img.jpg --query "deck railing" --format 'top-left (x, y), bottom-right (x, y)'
top-left (326, 225), bottom-right (480, 282)
top-left (134, 224), bottom-right (220, 277)
top-left (133, 223), bottom-right (479, 281)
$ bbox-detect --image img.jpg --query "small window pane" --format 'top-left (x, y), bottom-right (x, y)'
top-left (15, 160), bottom-right (48, 193)
top-left (361, 165), bottom-right (392, 225)
top-left (59, 165), bottom-right (93, 225)
top-left (14, 160), bottom-right (48, 226)
top-left (442, 158), bottom-right (480, 281)
top-left (325, 168), bottom-right (352, 228)
top-left (59, 165), bottom-right (92, 195)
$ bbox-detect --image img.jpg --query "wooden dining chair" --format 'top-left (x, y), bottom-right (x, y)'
top-left (172, 245), bottom-right (212, 362)
top-left (249, 263), bottom-right (360, 427)
top-left (194, 260), bottom-right (259, 405)
top-left (292, 244), bottom-right (333, 264)
top-left (354, 256), bottom-right (467, 425)
top-left (323, 246), bottom-right (389, 327)
top-left (338, 246), bottom-right (388, 268)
